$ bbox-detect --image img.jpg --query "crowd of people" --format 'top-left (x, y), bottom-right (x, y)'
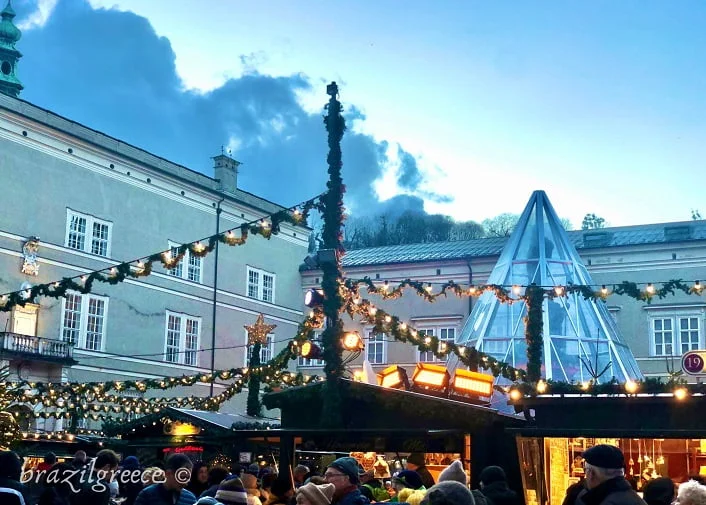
top-left (9, 444), bottom-right (706, 505)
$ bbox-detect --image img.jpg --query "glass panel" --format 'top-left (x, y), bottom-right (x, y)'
top-left (184, 318), bottom-right (199, 365)
top-left (68, 215), bottom-right (86, 251)
top-left (247, 270), bottom-right (260, 298)
top-left (166, 315), bottom-right (181, 363)
top-left (168, 246), bottom-right (183, 277)
top-left (187, 254), bottom-right (201, 282)
top-left (418, 329), bottom-right (436, 362)
top-left (91, 222), bottom-right (109, 256)
top-left (262, 274), bottom-right (274, 303)
top-left (85, 297), bottom-right (105, 351)
top-left (366, 331), bottom-right (386, 364)
top-left (62, 293), bottom-right (82, 345)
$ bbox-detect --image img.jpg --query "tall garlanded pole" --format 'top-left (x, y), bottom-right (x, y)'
top-left (320, 82), bottom-right (347, 427)
top-left (245, 314), bottom-right (277, 417)
top-left (524, 285), bottom-right (545, 383)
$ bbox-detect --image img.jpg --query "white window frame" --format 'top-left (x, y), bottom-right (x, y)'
top-left (60, 291), bottom-right (109, 351)
top-left (165, 241), bottom-right (203, 283)
top-left (246, 266), bottom-right (276, 303)
top-left (366, 330), bottom-right (387, 365)
top-left (418, 326), bottom-right (457, 363)
top-left (65, 209), bottom-right (113, 257)
top-left (299, 332), bottom-right (324, 367)
top-left (163, 311), bottom-right (201, 366)
top-left (648, 309), bottom-right (703, 357)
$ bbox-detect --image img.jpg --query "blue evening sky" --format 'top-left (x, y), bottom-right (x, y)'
top-left (15, 0), bottom-right (706, 227)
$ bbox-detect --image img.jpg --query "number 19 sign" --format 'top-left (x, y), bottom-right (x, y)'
top-left (682, 351), bottom-right (706, 375)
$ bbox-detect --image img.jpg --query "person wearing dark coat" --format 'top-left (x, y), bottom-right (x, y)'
top-left (642, 478), bottom-right (675, 505)
top-left (0, 450), bottom-right (30, 505)
top-left (200, 467), bottom-right (231, 498)
top-left (438, 459), bottom-right (486, 505)
top-left (574, 445), bottom-right (646, 505)
top-left (406, 454), bottom-right (435, 490)
top-left (119, 455), bottom-right (144, 505)
top-left (479, 466), bottom-right (522, 505)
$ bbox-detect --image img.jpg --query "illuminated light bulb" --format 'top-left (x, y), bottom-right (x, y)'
top-left (601, 285), bottom-right (608, 296)
top-left (226, 230), bottom-right (235, 238)
top-left (468, 286), bottom-right (477, 295)
top-left (353, 297), bottom-right (361, 305)
top-left (399, 323), bottom-right (407, 331)
top-left (260, 220), bottom-right (270, 229)
top-left (512, 285), bottom-right (521, 295)
top-left (536, 380), bottom-right (548, 394)
top-left (381, 281), bottom-right (389, 292)
top-left (625, 380), bottom-right (638, 394)
top-left (53, 282), bottom-right (60, 288)
top-left (509, 389), bottom-right (522, 401)
top-left (410, 330), bottom-right (417, 338)
top-left (369, 307), bottom-right (377, 316)
top-left (695, 280), bottom-right (703, 292)
top-left (425, 283), bottom-right (433, 293)
top-left (674, 387), bottom-right (688, 401)
top-left (646, 283), bottom-right (655, 294)
top-left (384, 315), bottom-right (392, 323)
top-left (458, 346), bottom-right (466, 356)
top-left (308, 310), bottom-right (315, 318)
top-left (554, 286), bottom-right (564, 296)
top-left (424, 337), bottom-right (432, 344)
top-left (193, 241), bottom-right (205, 252)
top-left (162, 250), bottom-right (172, 261)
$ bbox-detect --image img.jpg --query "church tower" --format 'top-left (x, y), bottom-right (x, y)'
top-left (0, 0), bottom-right (23, 97)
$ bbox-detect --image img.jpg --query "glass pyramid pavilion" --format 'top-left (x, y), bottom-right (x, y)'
top-left (456, 191), bottom-right (643, 383)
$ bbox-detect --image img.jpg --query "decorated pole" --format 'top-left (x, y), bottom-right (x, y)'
top-left (320, 82), bottom-right (347, 427)
top-left (245, 314), bottom-right (276, 417)
top-left (524, 285), bottom-right (545, 383)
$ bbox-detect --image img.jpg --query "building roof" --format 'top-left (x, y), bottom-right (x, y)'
top-left (338, 220), bottom-right (706, 268)
top-left (0, 94), bottom-right (299, 218)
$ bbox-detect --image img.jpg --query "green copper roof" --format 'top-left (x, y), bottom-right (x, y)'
top-left (0, 0), bottom-right (21, 46)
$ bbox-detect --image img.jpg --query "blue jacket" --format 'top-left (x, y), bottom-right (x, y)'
top-left (134, 483), bottom-right (197, 505)
top-left (335, 487), bottom-right (370, 505)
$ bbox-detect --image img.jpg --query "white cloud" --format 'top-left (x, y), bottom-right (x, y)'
top-left (17, 0), bottom-right (59, 30)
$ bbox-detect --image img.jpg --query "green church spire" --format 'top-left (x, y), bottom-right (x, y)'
top-left (0, 0), bottom-right (23, 97)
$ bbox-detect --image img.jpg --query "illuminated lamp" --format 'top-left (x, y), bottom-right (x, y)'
top-left (300, 341), bottom-right (322, 360)
top-left (304, 289), bottom-right (325, 307)
top-left (411, 363), bottom-right (450, 393)
top-left (342, 331), bottom-right (364, 352)
top-left (450, 369), bottom-right (494, 399)
top-left (377, 365), bottom-right (410, 390)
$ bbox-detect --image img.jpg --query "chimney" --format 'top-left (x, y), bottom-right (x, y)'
top-left (213, 153), bottom-right (241, 194)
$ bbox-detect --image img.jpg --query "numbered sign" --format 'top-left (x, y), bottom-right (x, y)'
top-left (682, 351), bottom-right (706, 375)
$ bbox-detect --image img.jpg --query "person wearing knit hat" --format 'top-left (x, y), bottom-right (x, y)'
top-left (406, 454), bottom-right (435, 490)
top-left (216, 477), bottom-right (249, 505)
top-left (197, 498), bottom-right (225, 505)
top-left (421, 481), bottom-right (475, 505)
top-left (296, 482), bottom-right (336, 505)
top-left (324, 457), bottom-right (370, 505)
top-left (241, 473), bottom-right (263, 505)
top-left (478, 466), bottom-right (521, 505)
top-left (407, 490), bottom-right (427, 505)
top-left (392, 470), bottom-right (425, 492)
top-left (438, 460), bottom-right (466, 486)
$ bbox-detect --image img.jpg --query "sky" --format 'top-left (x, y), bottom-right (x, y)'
top-left (10, 0), bottom-right (706, 227)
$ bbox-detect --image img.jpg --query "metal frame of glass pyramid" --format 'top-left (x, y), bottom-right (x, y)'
top-left (457, 191), bottom-right (643, 383)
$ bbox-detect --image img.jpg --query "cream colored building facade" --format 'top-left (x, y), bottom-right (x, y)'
top-left (299, 222), bottom-right (706, 381)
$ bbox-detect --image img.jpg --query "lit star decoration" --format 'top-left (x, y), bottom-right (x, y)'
top-left (245, 314), bottom-right (277, 345)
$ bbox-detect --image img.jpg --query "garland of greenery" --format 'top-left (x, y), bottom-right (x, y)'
top-left (345, 297), bottom-right (527, 382)
top-left (320, 82), bottom-right (347, 427)
top-left (344, 277), bottom-right (701, 304)
top-left (0, 196), bottom-right (322, 313)
top-left (247, 341), bottom-right (263, 417)
top-left (524, 285), bottom-right (544, 383)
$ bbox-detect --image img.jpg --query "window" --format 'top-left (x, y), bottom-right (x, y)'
top-left (65, 210), bottom-right (112, 257)
top-left (418, 327), bottom-right (457, 362)
top-left (299, 333), bottom-right (324, 367)
top-left (366, 331), bottom-right (387, 364)
top-left (164, 312), bottom-right (201, 365)
top-left (651, 313), bottom-right (702, 356)
top-left (246, 333), bottom-right (275, 364)
top-left (60, 292), bottom-right (108, 350)
top-left (166, 242), bottom-right (203, 283)
top-left (246, 267), bottom-right (276, 303)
